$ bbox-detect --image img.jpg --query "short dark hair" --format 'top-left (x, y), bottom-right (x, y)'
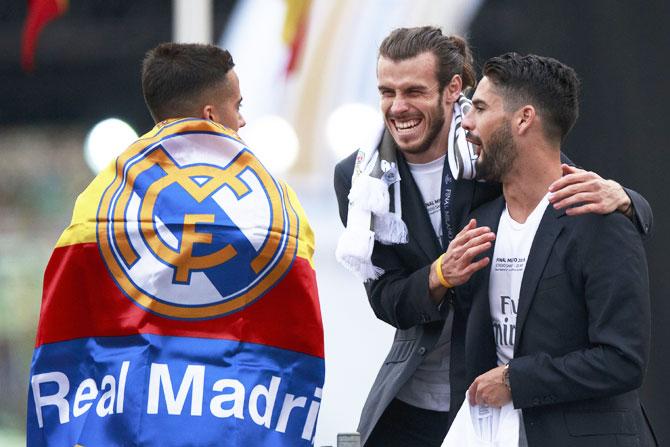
top-left (482, 53), bottom-right (580, 142)
top-left (141, 42), bottom-right (235, 122)
top-left (378, 26), bottom-right (476, 92)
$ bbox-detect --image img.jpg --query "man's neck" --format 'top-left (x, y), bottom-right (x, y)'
top-left (503, 146), bottom-right (562, 223)
top-left (404, 133), bottom-right (450, 164)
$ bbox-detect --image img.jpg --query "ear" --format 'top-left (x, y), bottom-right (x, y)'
top-left (444, 74), bottom-right (463, 103)
top-left (201, 104), bottom-right (215, 121)
top-left (515, 105), bottom-right (536, 136)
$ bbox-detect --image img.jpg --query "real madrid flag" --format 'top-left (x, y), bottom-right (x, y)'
top-left (27, 118), bottom-right (324, 446)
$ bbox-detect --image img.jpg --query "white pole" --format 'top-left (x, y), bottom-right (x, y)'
top-left (172, 0), bottom-right (213, 44)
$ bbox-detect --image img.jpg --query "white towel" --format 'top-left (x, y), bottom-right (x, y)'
top-left (442, 395), bottom-right (521, 447)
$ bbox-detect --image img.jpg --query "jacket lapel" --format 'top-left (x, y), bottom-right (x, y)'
top-left (473, 196), bottom-right (506, 296)
top-left (396, 154), bottom-right (441, 261)
top-left (466, 197), bottom-right (505, 375)
top-left (443, 178), bottom-right (475, 247)
top-left (513, 206), bottom-right (565, 352)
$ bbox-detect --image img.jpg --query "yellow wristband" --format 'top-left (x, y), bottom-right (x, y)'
top-left (434, 254), bottom-right (454, 288)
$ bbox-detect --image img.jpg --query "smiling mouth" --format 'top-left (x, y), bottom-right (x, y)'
top-left (392, 118), bottom-right (421, 132)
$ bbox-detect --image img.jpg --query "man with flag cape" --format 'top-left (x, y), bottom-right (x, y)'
top-left (27, 42), bottom-right (324, 446)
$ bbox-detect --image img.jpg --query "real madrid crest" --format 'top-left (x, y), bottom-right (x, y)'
top-left (97, 124), bottom-right (298, 319)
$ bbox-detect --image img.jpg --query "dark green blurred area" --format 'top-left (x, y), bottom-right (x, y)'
top-left (0, 126), bottom-right (93, 442)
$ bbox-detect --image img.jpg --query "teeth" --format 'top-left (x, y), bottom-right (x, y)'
top-left (396, 119), bottom-right (419, 130)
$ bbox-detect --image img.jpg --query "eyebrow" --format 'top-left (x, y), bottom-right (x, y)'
top-left (377, 84), bottom-right (430, 92)
top-left (472, 98), bottom-right (487, 107)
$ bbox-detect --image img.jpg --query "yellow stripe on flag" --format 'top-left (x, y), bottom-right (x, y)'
top-left (55, 164), bottom-right (115, 247)
top-left (284, 181), bottom-right (315, 268)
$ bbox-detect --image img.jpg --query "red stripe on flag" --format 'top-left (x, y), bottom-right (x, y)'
top-left (285, 14), bottom-right (308, 76)
top-left (36, 243), bottom-right (324, 358)
top-left (21, 0), bottom-right (68, 72)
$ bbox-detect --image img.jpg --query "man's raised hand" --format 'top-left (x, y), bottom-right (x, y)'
top-left (429, 219), bottom-right (495, 295)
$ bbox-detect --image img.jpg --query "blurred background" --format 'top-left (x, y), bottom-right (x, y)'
top-left (1, 0), bottom-right (668, 445)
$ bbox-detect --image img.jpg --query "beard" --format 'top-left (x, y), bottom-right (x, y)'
top-left (475, 122), bottom-right (518, 183)
top-left (392, 98), bottom-right (446, 155)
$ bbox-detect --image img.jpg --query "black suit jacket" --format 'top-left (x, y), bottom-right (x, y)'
top-left (458, 197), bottom-right (657, 446)
top-left (334, 130), bottom-right (654, 445)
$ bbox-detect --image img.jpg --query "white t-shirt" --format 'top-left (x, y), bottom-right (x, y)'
top-left (407, 155), bottom-right (445, 245)
top-left (489, 194), bottom-right (550, 366)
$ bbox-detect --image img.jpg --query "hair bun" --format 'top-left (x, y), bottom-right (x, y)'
top-left (447, 35), bottom-right (467, 55)
top-left (447, 35), bottom-right (476, 90)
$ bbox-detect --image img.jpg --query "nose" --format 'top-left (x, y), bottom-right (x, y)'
top-left (461, 107), bottom-right (474, 131)
top-left (389, 97), bottom-right (409, 115)
top-left (238, 114), bottom-right (246, 129)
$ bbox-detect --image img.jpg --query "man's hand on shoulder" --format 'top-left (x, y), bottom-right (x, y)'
top-left (468, 364), bottom-right (512, 408)
top-left (548, 164), bottom-right (633, 217)
top-left (429, 219), bottom-right (495, 302)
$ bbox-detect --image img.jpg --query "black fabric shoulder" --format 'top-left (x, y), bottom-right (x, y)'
top-left (333, 150), bottom-right (359, 226)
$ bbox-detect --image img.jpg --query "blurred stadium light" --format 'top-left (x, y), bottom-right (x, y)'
top-left (326, 103), bottom-right (383, 160)
top-left (83, 117), bottom-right (137, 173)
top-left (239, 114), bottom-right (300, 174)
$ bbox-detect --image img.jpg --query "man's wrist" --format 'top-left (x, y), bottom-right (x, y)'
top-left (428, 262), bottom-right (447, 304)
top-left (502, 363), bottom-right (511, 391)
top-left (614, 183), bottom-right (634, 217)
top-left (620, 200), bottom-right (634, 218)
top-left (434, 254), bottom-right (454, 288)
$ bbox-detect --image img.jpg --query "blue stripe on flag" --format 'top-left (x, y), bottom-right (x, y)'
top-left (28, 334), bottom-right (324, 446)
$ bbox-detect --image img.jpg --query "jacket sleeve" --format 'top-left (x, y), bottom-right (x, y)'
top-left (508, 213), bottom-right (650, 409)
top-left (560, 152), bottom-right (653, 238)
top-left (333, 154), bottom-right (448, 330)
top-left (623, 187), bottom-right (653, 239)
top-left (364, 243), bottom-right (449, 330)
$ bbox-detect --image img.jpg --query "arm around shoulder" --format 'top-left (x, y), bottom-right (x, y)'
top-left (548, 163), bottom-right (654, 238)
